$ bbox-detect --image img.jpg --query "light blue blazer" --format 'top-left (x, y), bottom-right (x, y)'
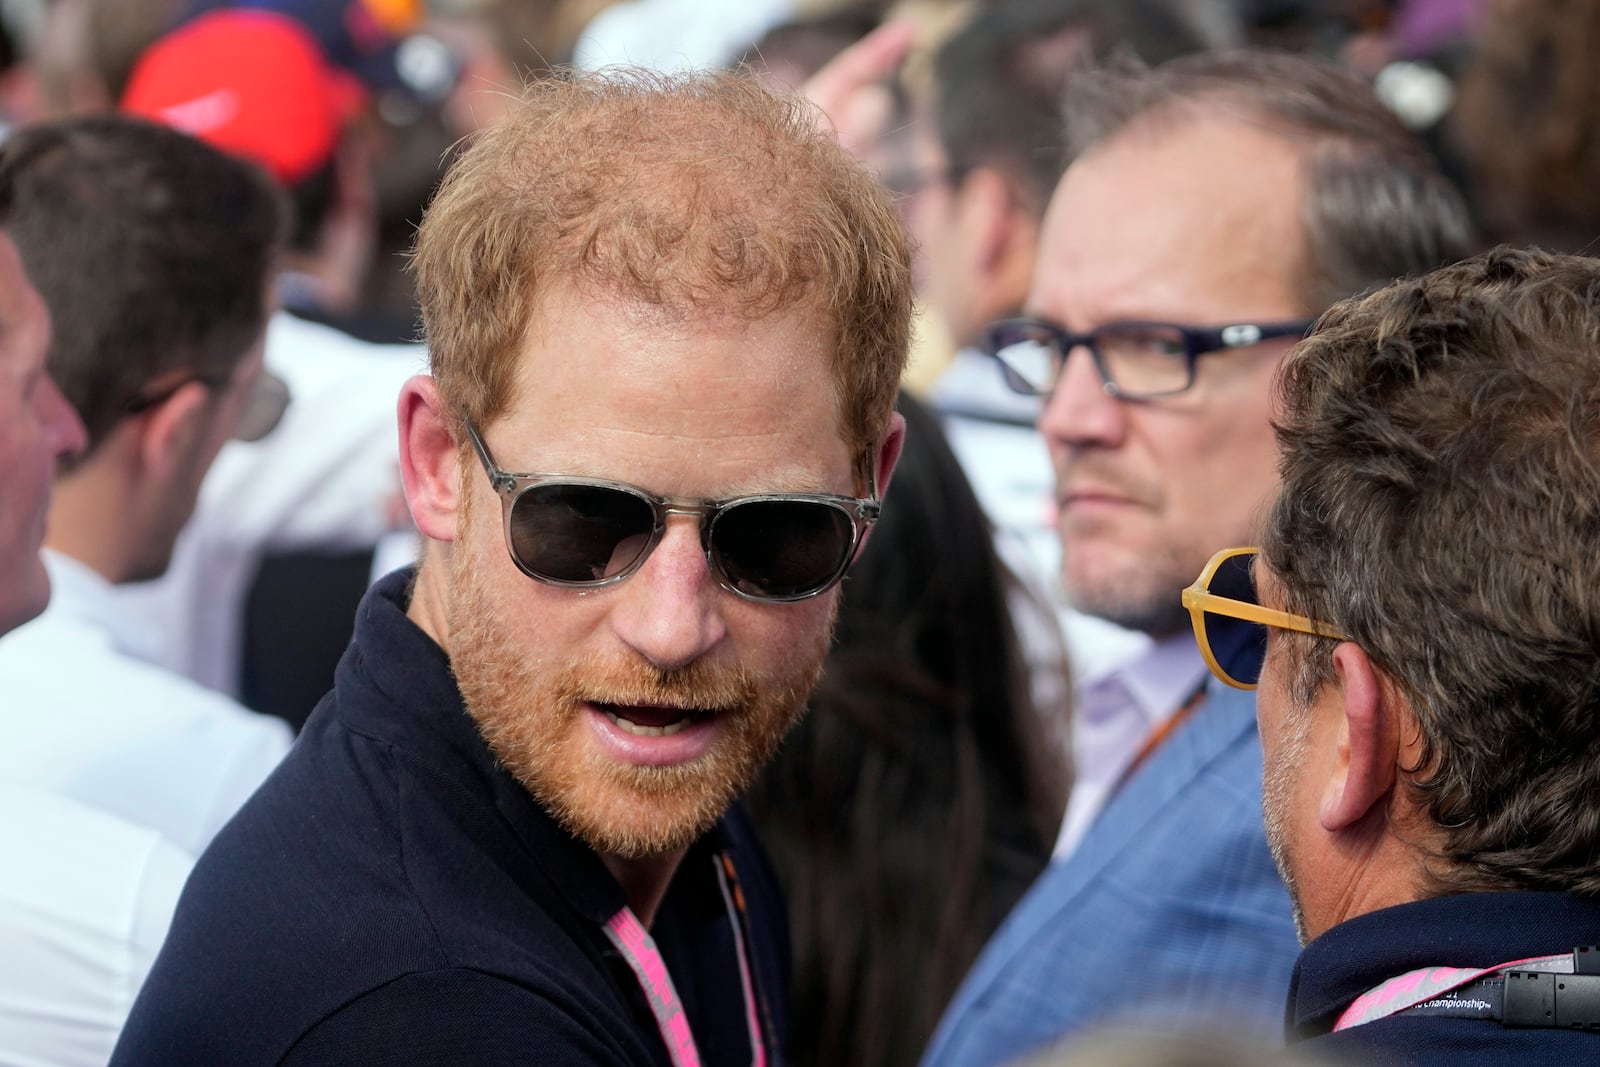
top-left (920, 682), bottom-right (1300, 1067)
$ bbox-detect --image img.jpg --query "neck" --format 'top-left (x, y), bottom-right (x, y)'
top-left (406, 551), bottom-right (453, 649)
top-left (1298, 801), bottom-right (1434, 942)
top-left (602, 848), bottom-right (688, 929)
top-left (45, 451), bottom-right (144, 584)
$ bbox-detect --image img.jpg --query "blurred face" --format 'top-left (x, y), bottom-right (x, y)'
top-left (447, 288), bottom-right (860, 860)
top-left (0, 232), bottom-right (86, 636)
top-left (870, 117), bottom-right (978, 344)
top-left (896, 124), bottom-right (971, 341)
top-left (1030, 113), bottom-right (1307, 635)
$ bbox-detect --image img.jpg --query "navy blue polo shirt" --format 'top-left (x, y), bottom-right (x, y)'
top-left (110, 568), bottom-right (790, 1067)
top-left (1289, 890), bottom-right (1600, 1064)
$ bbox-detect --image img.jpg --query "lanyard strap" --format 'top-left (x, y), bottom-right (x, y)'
top-left (601, 851), bottom-right (769, 1067)
top-left (604, 908), bottom-right (702, 1067)
top-left (1334, 953), bottom-right (1574, 1032)
top-left (715, 853), bottom-right (769, 1067)
top-left (1111, 682), bottom-right (1208, 797)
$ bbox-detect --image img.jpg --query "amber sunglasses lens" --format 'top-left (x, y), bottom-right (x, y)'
top-left (1202, 551), bottom-right (1268, 687)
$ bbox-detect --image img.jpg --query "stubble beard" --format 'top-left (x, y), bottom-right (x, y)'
top-left (1053, 454), bottom-right (1200, 636)
top-left (446, 530), bottom-right (828, 860)
top-left (1262, 714), bottom-right (1312, 945)
top-left (1061, 537), bottom-right (1196, 637)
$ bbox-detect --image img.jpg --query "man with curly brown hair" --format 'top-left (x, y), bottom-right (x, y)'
top-left (1188, 245), bottom-right (1600, 1062)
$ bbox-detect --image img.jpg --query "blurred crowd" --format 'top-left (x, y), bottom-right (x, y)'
top-left (2, 1), bottom-right (1599, 1066)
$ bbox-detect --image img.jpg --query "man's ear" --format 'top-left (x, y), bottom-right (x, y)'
top-left (1319, 642), bottom-right (1402, 832)
top-left (956, 166), bottom-right (1015, 271)
top-left (854, 410), bottom-right (906, 559)
top-left (134, 381), bottom-right (212, 480)
top-left (398, 375), bottom-right (461, 543)
top-left (957, 166), bottom-right (1035, 308)
top-left (872, 410), bottom-right (906, 500)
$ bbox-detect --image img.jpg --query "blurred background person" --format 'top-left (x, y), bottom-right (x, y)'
top-left (1449, 0), bottom-right (1600, 252)
top-left (0, 115), bottom-right (293, 856)
top-left (19, 0), bottom-right (180, 119)
top-left (0, 1), bottom-right (38, 129)
top-left (126, 3), bottom-right (398, 338)
top-left (110, 7), bottom-right (426, 727)
top-left (576, 0), bottom-right (800, 73)
top-left (747, 392), bottom-right (1067, 1067)
top-left (739, 3), bottom-right (882, 91)
top-left (0, 125), bottom-right (191, 1067)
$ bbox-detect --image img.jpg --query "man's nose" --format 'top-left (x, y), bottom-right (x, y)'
top-left (607, 516), bottom-right (728, 671)
top-left (1036, 341), bottom-right (1126, 450)
top-left (41, 374), bottom-right (87, 463)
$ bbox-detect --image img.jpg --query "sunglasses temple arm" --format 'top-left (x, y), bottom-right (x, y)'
top-left (858, 446), bottom-right (880, 502)
top-left (463, 420), bottom-right (514, 493)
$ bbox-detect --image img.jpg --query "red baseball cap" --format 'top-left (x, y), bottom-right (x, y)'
top-left (121, 10), bottom-right (366, 185)
top-left (177, 0), bottom-right (454, 104)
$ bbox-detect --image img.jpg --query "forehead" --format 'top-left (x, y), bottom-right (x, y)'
top-left (1031, 111), bottom-right (1309, 326)
top-left (498, 285), bottom-right (851, 493)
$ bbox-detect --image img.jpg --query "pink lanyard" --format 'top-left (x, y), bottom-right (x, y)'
top-left (1333, 953), bottom-right (1573, 1031)
top-left (601, 853), bottom-right (770, 1067)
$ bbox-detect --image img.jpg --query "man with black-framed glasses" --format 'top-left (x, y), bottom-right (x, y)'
top-left (1191, 246), bottom-right (1600, 1063)
top-left (112, 69), bottom-right (911, 1067)
top-left (858, 2), bottom-right (1223, 693)
top-left (924, 48), bottom-right (1472, 1067)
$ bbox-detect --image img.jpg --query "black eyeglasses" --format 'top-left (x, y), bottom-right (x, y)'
top-left (979, 316), bottom-right (1316, 400)
top-left (122, 368), bottom-right (290, 442)
top-left (465, 421), bottom-right (880, 603)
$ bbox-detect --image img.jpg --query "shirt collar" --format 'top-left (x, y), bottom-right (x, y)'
top-left (1288, 891), bottom-right (1600, 1039)
top-left (1103, 629), bottom-right (1209, 730)
top-left (40, 549), bottom-right (165, 664)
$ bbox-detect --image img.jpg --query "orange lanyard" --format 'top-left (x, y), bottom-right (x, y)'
top-left (1109, 682), bottom-right (1208, 798)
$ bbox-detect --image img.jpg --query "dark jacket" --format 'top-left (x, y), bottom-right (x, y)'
top-left (1290, 890), bottom-right (1600, 1064)
top-left (111, 568), bottom-right (790, 1067)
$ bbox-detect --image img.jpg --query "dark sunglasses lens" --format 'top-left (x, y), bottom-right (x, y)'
top-left (1204, 551), bottom-right (1267, 686)
top-left (712, 500), bottom-right (854, 599)
top-left (508, 483), bottom-right (656, 583)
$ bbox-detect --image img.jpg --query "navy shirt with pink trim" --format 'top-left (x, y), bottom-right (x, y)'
top-left (1289, 890), bottom-right (1600, 1064)
top-left (109, 567), bottom-right (791, 1067)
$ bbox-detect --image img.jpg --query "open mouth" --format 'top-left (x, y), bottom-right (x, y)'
top-left (598, 704), bottom-right (720, 739)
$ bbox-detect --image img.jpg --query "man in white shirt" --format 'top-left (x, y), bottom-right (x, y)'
top-left (113, 8), bottom-right (425, 705)
top-left (0, 141), bottom-right (192, 1067)
top-left (0, 115), bottom-right (292, 853)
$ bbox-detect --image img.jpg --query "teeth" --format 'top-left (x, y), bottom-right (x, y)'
top-left (607, 712), bottom-right (691, 738)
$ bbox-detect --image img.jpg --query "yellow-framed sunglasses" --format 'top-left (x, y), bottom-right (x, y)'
top-left (1181, 547), bottom-right (1348, 690)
